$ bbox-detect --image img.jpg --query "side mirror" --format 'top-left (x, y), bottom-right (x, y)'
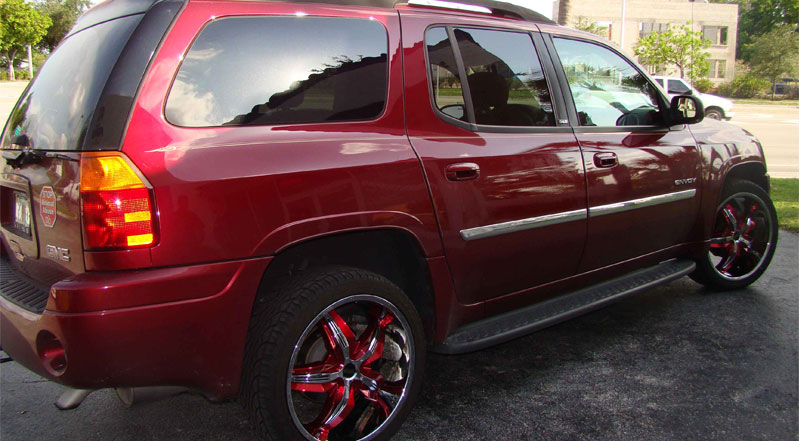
top-left (670, 95), bottom-right (704, 125)
top-left (440, 104), bottom-right (466, 120)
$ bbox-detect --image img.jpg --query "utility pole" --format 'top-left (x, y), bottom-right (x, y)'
top-left (620, 0), bottom-right (627, 49)
top-left (27, 45), bottom-right (33, 79)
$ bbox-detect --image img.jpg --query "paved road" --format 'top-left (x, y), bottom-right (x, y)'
top-left (0, 82), bottom-right (797, 178)
top-left (2, 232), bottom-right (797, 440)
top-left (730, 104), bottom-right (799, 179)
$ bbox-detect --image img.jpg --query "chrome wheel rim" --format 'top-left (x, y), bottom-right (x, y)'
top-left (708, 191), bottom-right (774, 281)
top-left (287, 295), bottom-right (414, 441)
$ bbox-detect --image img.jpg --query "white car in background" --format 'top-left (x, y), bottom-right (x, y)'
top-left (653, 75), bottom-right (735, 120)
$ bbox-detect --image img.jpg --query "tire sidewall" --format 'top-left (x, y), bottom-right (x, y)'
top-left (695, 180), bottom-right (778, 290)
top-left (246, 267), bottom-right (426, 441)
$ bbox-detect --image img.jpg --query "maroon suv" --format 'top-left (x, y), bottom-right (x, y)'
top-left (0, 0), bottom-right (778, 440)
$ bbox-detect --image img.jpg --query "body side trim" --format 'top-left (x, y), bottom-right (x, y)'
top-left (460, 189), bottom-right (697, 240)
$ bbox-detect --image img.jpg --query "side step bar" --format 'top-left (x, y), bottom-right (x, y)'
top-left (432, 259), bottom-right (696, 354)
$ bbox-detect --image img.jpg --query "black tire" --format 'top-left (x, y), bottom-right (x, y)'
top-left (242, 266), bottom-right (426, 441)
top-left (690, 180), bottom-right (778, 290)
top-left (705, 108), bottom-right (724, 120)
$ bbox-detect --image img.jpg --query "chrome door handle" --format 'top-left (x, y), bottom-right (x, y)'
top-left (594, 152), bottom-right (618, 168)
top-left (445, 162), bottom-right (480, 181)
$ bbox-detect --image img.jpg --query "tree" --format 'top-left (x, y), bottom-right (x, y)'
top-left (572, 16), bottom-right (608, 37)
top-left (36, 0), bottom-right (90, 52)
top-left (711, 0), bottom-right (799, 60)
top-left (748, 25), bottom-right (799, 99)
top-left (0, 0), bottom-right (51, 80)
top-left (633, 24), bottom-right (711, 81)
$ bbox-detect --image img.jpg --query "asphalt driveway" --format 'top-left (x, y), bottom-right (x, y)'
top-left (1, 232), bottom-right (797, 440)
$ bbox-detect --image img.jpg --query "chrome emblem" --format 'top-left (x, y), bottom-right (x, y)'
top-left (674, 177), bottom-right (697, 186)
top-left (46, 245), bottom-right (71, 262)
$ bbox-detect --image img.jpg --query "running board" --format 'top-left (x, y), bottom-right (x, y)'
top-left (432, 259), bottom-right (696, 354)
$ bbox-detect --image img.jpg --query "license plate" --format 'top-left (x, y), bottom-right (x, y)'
top-left (13, 191), bottom-right (31, 237)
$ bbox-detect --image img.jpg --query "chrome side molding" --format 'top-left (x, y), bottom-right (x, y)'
top-left (460, 189), bottom-right (697, 241)
top-left (588, 189), bottom-right (696, 218)
top-left (460, 209), bottom-right (587, 241)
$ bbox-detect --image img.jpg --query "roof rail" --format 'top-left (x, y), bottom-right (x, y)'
top-left (404, 0), bottom-right (555, 23)
top-left (407, 0), bottom-right (491, 14)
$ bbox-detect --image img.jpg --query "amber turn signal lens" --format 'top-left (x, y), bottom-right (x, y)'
top-left (79, 153), bottom-right (157, 250)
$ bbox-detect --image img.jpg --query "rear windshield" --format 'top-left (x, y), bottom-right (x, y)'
top-left (1, 14), bottom-right (141, 151)
top-left (165, 16), bottom-right (388, 127)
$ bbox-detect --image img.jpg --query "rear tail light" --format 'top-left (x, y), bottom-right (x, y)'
top-left (80, 152), bottom-right (158, 250)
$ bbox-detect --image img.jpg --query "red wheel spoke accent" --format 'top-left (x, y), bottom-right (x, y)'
top-left (722, 205), bottom-right (738, 229)
top-left (354, 307), bottom-right (394, 365)
top-left (709, 235), bottom-right (734, 248)
top-left (306, 383), bottom-right (358, 440)
top-left (291, 361), bottom-right (341, 393)
top-left (323, 310), bottom-right (356, 362)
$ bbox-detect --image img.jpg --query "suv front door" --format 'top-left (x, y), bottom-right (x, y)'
top-left (548, 36), bottom-right (702, 271)
top-left (401, 11), bottom-right (587, 306)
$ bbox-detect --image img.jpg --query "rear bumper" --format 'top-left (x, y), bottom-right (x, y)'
top-left (0, 256), bottom-right (271, 400)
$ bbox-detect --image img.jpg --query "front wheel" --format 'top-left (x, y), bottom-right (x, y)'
top-left (243, 267), bottom-right (426, 441)
top-left (691, 180), bottom-right (778, 290)
top-left (705, 108), bottom-right (724, 120)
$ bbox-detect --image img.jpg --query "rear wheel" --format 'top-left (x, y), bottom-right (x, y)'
top-left (691, 180), bottom-right (778, 290)
top-left (243, 267), bottom-right (425, 441)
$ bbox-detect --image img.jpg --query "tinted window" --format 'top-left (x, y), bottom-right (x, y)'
top-left (455, 28), bottom-right (554, 127)
top-left (554, 38), bottom-right (662, 127)
top-left (165, 17), bottom-right (388, 127)
top-left (1, 15), bottom-right (141, 151)
top-left (668, 79), bottom-right (692, 95)
top-left (426, 27), bottom-right (467, 120)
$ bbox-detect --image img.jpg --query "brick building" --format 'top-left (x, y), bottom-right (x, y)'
top-left (553, 0), bottom-right (738, 83)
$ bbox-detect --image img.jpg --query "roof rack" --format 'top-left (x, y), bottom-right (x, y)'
top-left (404, 0), bottom-right (555, 23)
top-left (231, 0), bottom-right (556, 25)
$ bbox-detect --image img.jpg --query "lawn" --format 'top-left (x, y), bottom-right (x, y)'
top-left (771, 178), bottom-right (798, 232)
top-left (732, 98), bottom-right (799, 106)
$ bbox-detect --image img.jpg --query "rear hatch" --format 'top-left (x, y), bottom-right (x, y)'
top-left (0, 0), bottom-right (182, 313)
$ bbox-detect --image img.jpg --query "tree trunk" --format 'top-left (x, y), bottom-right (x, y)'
top-left (771, 80), bottom-right (776, 100)
top-left (7, 49), bottom-right (16, 81)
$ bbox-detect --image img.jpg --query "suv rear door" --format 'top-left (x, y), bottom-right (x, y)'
top-left (401, 10), bottom-right (588, 306)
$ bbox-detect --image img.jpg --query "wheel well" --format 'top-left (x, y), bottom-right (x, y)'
top-left (723, 162), bottom-right (769, 193)
top-left (705, 106), bottom-right (724, 115)
top-left (255, 229), bottom-right (436, 341)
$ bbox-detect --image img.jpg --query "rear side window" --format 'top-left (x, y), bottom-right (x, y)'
top-left (425, 26), bottom-right (555, 127)
top-left (165, 16), bottom-right (388, 127)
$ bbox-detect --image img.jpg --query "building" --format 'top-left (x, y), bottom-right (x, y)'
top-left (554, 0), bottom-right (738, 84)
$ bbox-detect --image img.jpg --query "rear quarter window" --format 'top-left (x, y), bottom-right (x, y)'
top-left (165, 16), bottom-right (389, 128)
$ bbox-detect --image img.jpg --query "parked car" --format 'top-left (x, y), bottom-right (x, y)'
top-left (0, 0), bottom-right (777, 440)
top-left (653, 75), bottom-right (735, 120)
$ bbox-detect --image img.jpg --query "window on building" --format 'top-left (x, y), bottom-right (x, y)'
top-left (703, 26), bottom-right (728, 45)
top-left (165, 16), bottom-right (388, 127)
top-left (640, 22), bottom-right (669, 38)
top-left (708, 60), bottom-right (727, 79)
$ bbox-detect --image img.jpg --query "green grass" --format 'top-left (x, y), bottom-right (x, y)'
top-left (771, 178), bottom-right (798, 232)
top-left (732, 98), bottom-right (799, 106)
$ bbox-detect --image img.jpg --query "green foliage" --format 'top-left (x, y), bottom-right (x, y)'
top-left (633, 24), bottom-right (711, 81)
top-left (0, 69), bottom-right (31, 81)
top-left (572, 16), bottom-right (608, 37)
top-left (770, 178), bottom-right (798, 232)
top-left (738, 0), bottom-right (799, 60)
top-left (692, 78), bottom-right (714, 93)
top-left (715, 73), bottom-right (772, 98)
top-left (748, 25), bottom-right (799, 97)
top-left (0, 0), bottom-right (51, 80)
top-left (36, 0), bottom-right (90, 52)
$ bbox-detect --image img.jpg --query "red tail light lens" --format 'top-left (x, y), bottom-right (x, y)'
top-left (80, 153), bottom-right (157, 250)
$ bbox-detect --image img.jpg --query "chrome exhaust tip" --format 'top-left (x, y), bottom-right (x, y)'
top-left (54, 388), bottom-right (95, 410)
